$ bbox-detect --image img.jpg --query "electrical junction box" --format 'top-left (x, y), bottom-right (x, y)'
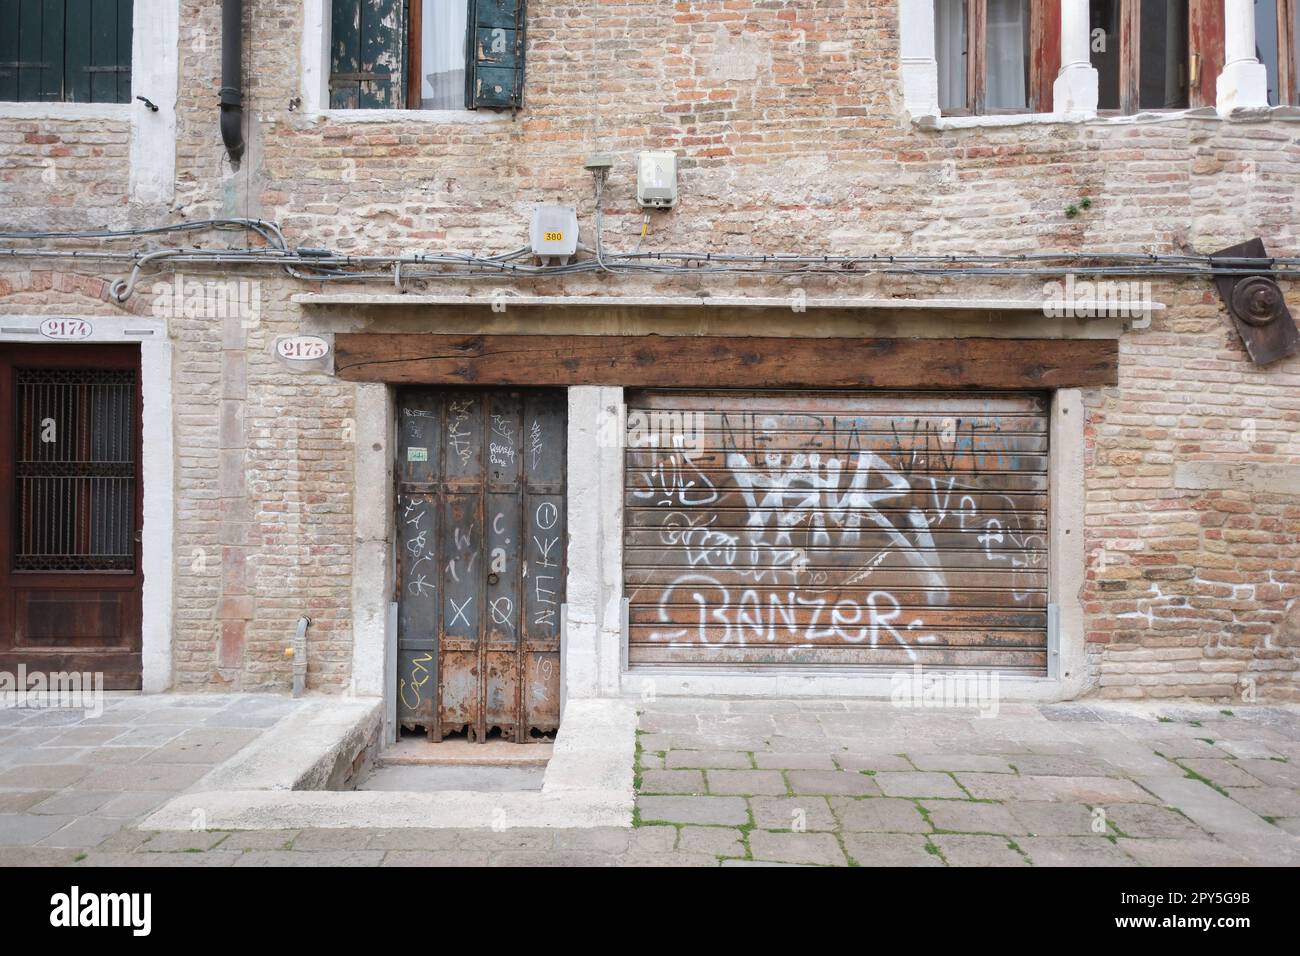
top-left (529, 206), bottom-right (579, 264)
top-left (637, 150), bottom-right (678, 208)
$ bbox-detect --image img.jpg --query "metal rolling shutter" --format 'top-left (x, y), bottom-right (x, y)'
top-left (623, 391), bottom-right (1049, 674)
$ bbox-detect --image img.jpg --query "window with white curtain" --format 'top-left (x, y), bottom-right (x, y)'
top-left (420, 0), bottom-right (467, 110)
top-left (934, 0), bottom-right (1032, 115)
top-left (935, 0), bottom-right (968, 112)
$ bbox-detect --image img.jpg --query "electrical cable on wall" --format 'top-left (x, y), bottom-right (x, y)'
top-left (0, 218), bottom-right (1297, 302)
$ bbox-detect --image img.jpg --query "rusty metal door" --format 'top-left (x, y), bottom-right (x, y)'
top-left (623, 391), bottom-right (1049, 674)
top-left (396, 388), bottom-right (566, 742)
top-left (0, 345), bottom-right (143, 688)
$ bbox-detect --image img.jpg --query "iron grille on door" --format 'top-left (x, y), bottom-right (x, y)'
top-left (14, 368), bottom-right (136, 572)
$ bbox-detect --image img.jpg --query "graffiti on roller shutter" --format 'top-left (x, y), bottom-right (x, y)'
top-left (630, 407), bottom-right (1047, 659)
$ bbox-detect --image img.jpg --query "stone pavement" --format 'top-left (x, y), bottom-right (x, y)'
top-left (633, 698), bottom-right (1300, 866)
top-left (2, 695), bottom-right (1299, 866)
top-left (0, 693), bottom-right (297, 864)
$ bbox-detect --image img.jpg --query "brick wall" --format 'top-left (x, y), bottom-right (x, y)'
top-left (0, 0), bottom-right (1297, 698)
top-left (0, 119), bottom-right (132, 230)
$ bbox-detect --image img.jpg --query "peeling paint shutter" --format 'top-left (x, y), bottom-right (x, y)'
top-left (465, 0), bottom-right (524, 110)
top-left (330, 0), bottom-right (406, 109)
top-left (1, 0), bottom-right (131, 103)
top-left (1188, 0), bottom-right (1225, 109)
top-left (623, 392), bottom-right (1051, 674)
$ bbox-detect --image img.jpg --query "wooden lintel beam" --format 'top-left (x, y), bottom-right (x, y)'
top-left (335, 335), bottom-right (1118, 390)
top-left (333, 334), bottom-right (1118, 389)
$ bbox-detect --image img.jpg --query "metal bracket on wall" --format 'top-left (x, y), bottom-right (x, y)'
top-left (1047, 602), bottom-right (1061, 680)
top-left (1211, 238), bottom-right (1300, 366)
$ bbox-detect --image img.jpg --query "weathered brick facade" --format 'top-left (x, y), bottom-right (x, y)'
top-left (1, 1), bottom-right (1297, 701)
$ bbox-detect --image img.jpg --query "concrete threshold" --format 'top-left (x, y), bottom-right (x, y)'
top-left (141, 699), bottom-right (636, 831)
top-left (380, 738), bottom-right (553, 767)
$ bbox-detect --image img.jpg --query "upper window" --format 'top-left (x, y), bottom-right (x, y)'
top-left (1253, 0), bottom-right (1300, 105)
top-left (0, 0), bottom-right (133, 104)
top-left (935, 0), bottom-right (1058, 115)
top-left (329, 0), bottom-right (525, 111)
top-left (1090, 0), bottom-right (1226, 113)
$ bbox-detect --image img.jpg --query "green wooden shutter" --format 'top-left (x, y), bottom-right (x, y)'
top-left (465, 0), bottom-right (524, 110)
top-left (330, 0), bottom-right (406, 109)
top-left (2, 0), bottom-right (67, 102)
top-left (1, 0), bottom-right (131, 103)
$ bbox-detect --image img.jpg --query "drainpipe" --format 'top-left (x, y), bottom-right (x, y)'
top-left (220, 0), bottom-right (245, 165)
top-left (290, 616), bottom-right (311, 698)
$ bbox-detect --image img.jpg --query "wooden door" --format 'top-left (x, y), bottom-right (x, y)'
top-left (395, 388), bottom-right (566, 742)
top-left (0, 344), bottom-right (143, 688)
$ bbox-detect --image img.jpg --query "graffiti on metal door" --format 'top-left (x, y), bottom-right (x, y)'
top-left (396, 389), bottom-right (566, 741)
top-left (624, 392), bottom-right (1049, 673)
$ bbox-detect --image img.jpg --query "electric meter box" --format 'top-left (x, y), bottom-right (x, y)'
top-left (637, 150), bottom-right (678, 208)
top-left (529, 206), bottom-right (579, 263)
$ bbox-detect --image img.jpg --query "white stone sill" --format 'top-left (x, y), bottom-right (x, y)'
top-left (303, 108), bottom-right (509, 125)
top-left (914, 103), bottom-right (1300, 131)
top-left (621, 668), bottom-right (1090, 703)
top-left (0, 101), bottom-right (133, 121)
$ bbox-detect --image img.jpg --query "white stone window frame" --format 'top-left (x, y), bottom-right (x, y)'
top-left (0, 317), bottom-right (174, 693)
top-left (903, 0), bottom-right (1274, 129)
top-left (0, 0), bottom-right (179, 205)
top-left (300, 0), bottom-right (507, 124)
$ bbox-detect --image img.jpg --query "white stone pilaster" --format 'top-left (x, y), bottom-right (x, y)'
top-left (1218, 0), bottom-right (1270, 113)
top-left (1053, 0), bottom-right (1099, 115)
top-left (899, 0), bottom-right (940, 119)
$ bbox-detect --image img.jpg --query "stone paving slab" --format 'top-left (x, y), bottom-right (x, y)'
top-left (922, 800), bottom-right (1025, 835)
top-left (0, 813), bottom-right (73, 846)
top-left (1224, 786), bottom-right (1300, 818)
top-left (932, 834), bottom-right (1028, 867)
top-left (1137, 776), bottom-right (1284, 836)
top-left (1018, 836), bottom-right (1138, 867)
top-left (677, 825), bottom-right (745, 857)
top-left (1104, 804), bottom-right (1206, 839)
top-left (636, 795), bottom-right (749, 826)
top-left (663, 750), bottom-right (751, 770)
top-left (830, 797), bottom-right (931, 833)
top-left (748, 796), bottom-right (838, 832)
top-left (833, 753), bottom-right (914, 772)
top-left (1032, 775), bottom-right (1157, 805)
top-left (753, 752), bottom-right (837, 770)
top-left (705, 769), bottom-right (787, 795)
top-left (1116, 838), bottom-right (1251, 867)
top-left (841, 832), bottom-right (943, 866)
top-left (748, 830), bottom-right (846, 866)
top-left (639, 769), bottom-right (706, 794)
top-left (787, 769), bottom-right (882, 796)
top-left (874, 771), bottom-right (966, 798)
top-left (1006, 802), bottom-right (1098, 837)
